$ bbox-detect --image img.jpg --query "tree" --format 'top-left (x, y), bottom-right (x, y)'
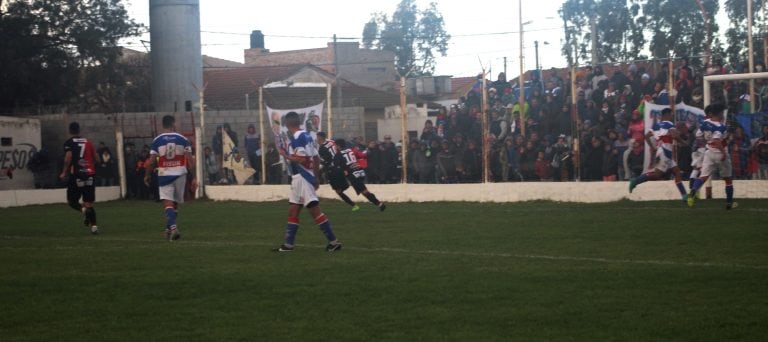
top-left (559, 0), bottom-right (721, 67)
top-left (640, 0), bottom-right (720, 63)
top-left (724, 0), bottom-right (766, 68)
top-left (362, 0), bottom-right (450, 76)
top-left (560, 0), bottom-right (644, 65)
top-left (0, 0), bottom-right (142, 113)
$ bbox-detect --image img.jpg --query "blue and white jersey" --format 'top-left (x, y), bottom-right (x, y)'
top-left (651, 120), bottom-right (675, 158)
top-left (288, 130), bottom-right (317, 183)
top-left (150, 132), bottom-right (192, 186)
top-left (696, 119), bottom-right (727, 150)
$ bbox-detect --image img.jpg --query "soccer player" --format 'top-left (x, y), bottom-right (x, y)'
top-left (273, 112), bottom-right (341, 252)
top-left (59, 122), bottom-right (99, 234)
top-left (333, 138), bottom-right (386, 211)
top-left (628, 108), bottom-right (688, 201)
top-left (687, 103), bottom-right (736, 209)
top-left (316, 132), bottom-right (359, 211)
top-left (144, 115), bottom-right (195, 241)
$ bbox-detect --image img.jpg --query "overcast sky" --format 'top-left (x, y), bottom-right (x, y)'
top-left (122, 0), bottom-right (732, 78)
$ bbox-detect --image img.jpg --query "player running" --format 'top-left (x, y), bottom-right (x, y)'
top-left (333, 138), bottom-right (386, 211)
top-left (273, 112), bottom-right (341, 252)
top-left (144, 115), bottom-right (195, 241)
top-left (687, 103), bottom-right (736, 209)
top-left (628, 108), bottom-right (688, 201)
top-left (59, 122), bottom-right (99, 234)
top-left (316, 132), bottom-right (359, 211)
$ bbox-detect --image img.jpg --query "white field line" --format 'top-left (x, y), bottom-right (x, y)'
top-left (2, 235), bottom-right (767, 270)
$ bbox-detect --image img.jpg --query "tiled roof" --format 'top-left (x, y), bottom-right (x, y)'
top-left (203, 55), bottom-right (244, 68)
top-left (203, 64), bottom-right (308, 109)
top-left (203, 65), bottom-right (406, 110)
top-left (450, 76), bottom-right (478, 99)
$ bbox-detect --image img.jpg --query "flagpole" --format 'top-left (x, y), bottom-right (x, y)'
top-left (259, 87), bottom-right (266, 185)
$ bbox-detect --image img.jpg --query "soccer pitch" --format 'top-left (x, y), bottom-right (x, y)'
top-left (1, 199), bottom-right (767, 340)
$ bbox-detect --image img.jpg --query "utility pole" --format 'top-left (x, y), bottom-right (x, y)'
top-left (333, 34), bottom-right (342, 133)
top-left (504, 57), bottom-right (507, 78)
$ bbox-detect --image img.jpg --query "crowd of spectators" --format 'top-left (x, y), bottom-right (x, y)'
top-left (358, 57), bottom-right (768, 183)
top-left (150, 58), bottom-right (768, 187)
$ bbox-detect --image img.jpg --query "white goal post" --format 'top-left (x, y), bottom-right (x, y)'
top-left (703, 71), bottom-right (768, 109)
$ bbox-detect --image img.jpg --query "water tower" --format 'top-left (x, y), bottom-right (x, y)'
top-left (149, 0), bottom-right (203, 112)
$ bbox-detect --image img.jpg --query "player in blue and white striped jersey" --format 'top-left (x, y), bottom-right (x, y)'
top-left (272, 112), bottom-right (341, 252)
top-left (628, 108), bottom-right (688, 201)
top-left (687, 103), bottom-right (736, 209)
top-left (145, 115), bottom-right (195, 241)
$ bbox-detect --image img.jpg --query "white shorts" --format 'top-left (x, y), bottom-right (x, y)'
top-left (159, 175), bottom-right (186, 203)
top-left (653, 148), bottom-right (677, 173)
top-left (691, 148), bottom-right (705, 169)
top-left (288, 174), bottom-right (318, 207)
top-left (700, 149), bottom-right (733, 178)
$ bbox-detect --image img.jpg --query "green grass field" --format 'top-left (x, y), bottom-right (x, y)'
top-left (1, 198), bottom-right (767, 340)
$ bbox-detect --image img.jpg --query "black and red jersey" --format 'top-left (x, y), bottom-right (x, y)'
top-left (318, 139), bottom-right (337, 169)
top-left (63, 137), bottom-right (96, 178)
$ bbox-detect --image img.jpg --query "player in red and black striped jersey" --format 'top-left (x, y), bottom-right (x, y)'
top-left (333, 138), bottom-right (386, 212)
top-left (59, 122), bottom-right (99, 234)
top-left (316, 132), bottom-right (359, 210)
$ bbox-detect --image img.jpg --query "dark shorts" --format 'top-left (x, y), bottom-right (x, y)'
top-left (68, 176), bottom-right (96, 204)
top-left (328, 169), bottom-right (349, 191)
top-left (347, 174), bottom-right (367, 195)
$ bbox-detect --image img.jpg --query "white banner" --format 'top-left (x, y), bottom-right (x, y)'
top-left (642, 101), bottom-right (706, 173)
top-left (266, 102), bottom-right (325, 152)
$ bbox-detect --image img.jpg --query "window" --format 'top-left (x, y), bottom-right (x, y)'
top-left (367, 67), bottom-right (386, 73)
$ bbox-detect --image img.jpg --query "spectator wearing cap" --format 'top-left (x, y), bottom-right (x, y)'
top-left (488, 87), bottom-right (500, 107)
top-left (637, 73), bottom-right (655, 97)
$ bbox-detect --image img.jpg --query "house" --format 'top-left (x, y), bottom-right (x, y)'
top-left (243, 30), bottom-right (398, 92)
